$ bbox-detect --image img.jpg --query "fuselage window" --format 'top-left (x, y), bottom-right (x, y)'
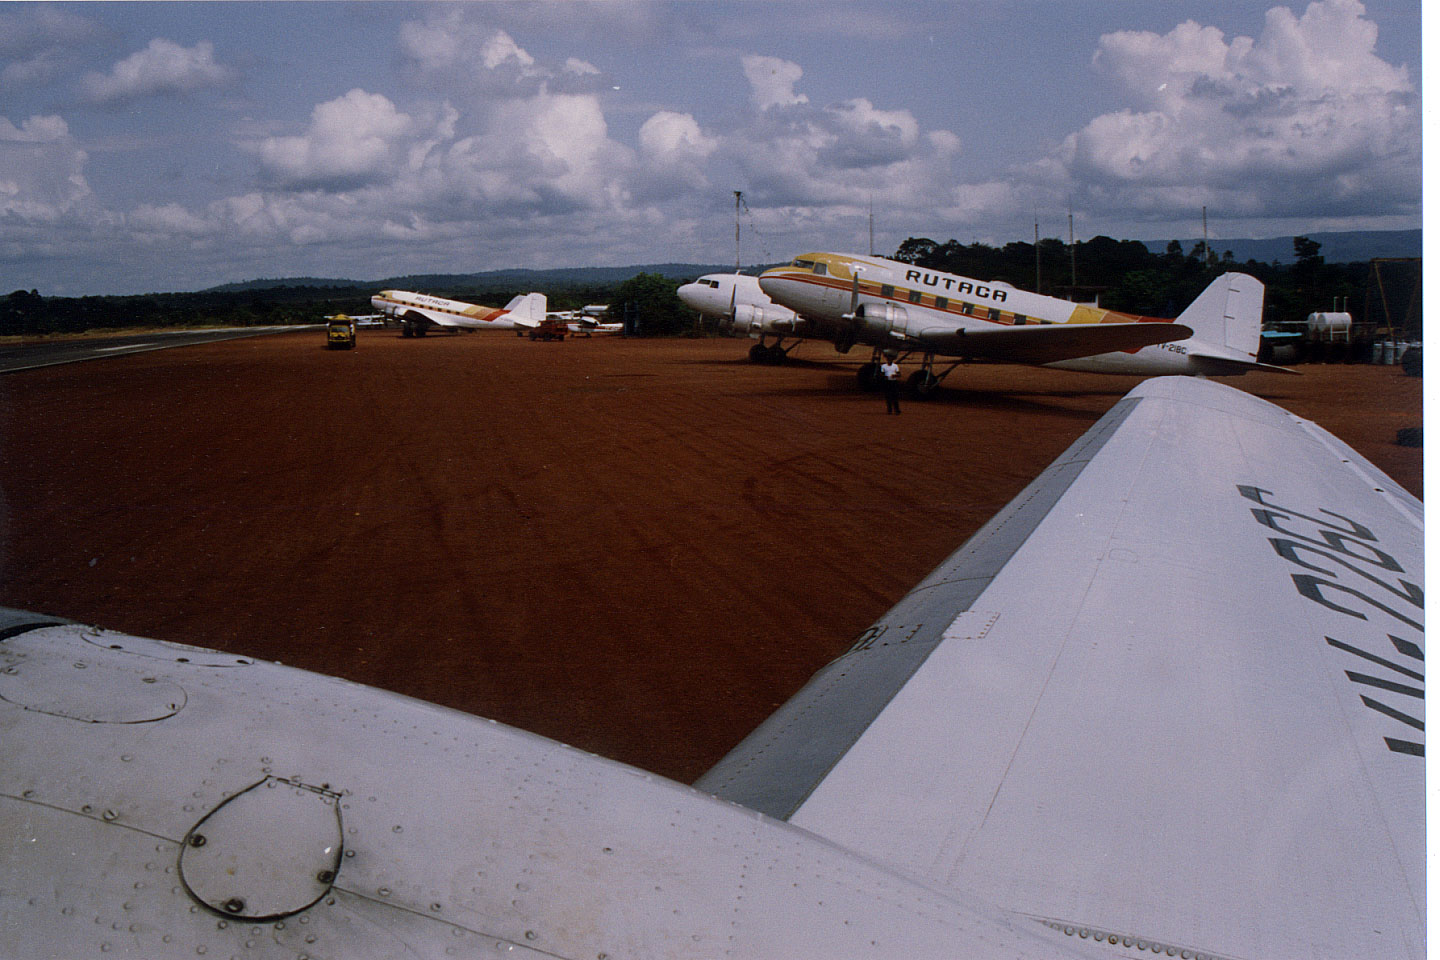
top-left (935, 297), bottom-right (949, 311)
top-left (812, 262), bottom-right (829, 276)
top-left (987, 308), bottom-right (1000, 322)
top-left (908, 289), bottom-right (923, 304)
top-left (880, 284), bottom-right (894, 298)
top-left (960, 302), bottom-right (973, 316)
top-left (1014, 314), bottom-right (1027, 325)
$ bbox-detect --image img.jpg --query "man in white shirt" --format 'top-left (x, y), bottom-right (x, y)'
top-left (880, 351), bottom-right (901, 415)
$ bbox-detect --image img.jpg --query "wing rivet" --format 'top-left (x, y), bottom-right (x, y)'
top-left (188, 834), bottom-right (207, 847)
top-left (316, 871), bottom-right (335, 885)
top-left (222, 897), bottom-right (245, 914)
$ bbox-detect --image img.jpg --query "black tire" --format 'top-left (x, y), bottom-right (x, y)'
top-left (748, 343), bottom-right (768, 363)
top-left (1402, 345), bottom-right (1422, 378)
top-left (907, 369), bottom-right (939, 399)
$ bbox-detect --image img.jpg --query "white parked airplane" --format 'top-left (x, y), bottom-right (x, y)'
top-left (370, 289), bottom-right (547, 338)
top-left (0, 377), bottom-right (1421, 959)
top-left (676, 272), bottom-right (802, 362)
top-left (554, 305), bottom-right (623, 336)
top-left (759, 252), bottom-right (1294, 395)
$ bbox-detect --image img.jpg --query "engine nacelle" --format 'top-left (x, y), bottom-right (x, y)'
top-left (733, 304), bottom-right (796, 335)
top-left (853, 302), bottom-right (908, 336)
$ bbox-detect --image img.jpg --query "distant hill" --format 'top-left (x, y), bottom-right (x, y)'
top-left (201, 263), bottom-right (755, 294)
top-left (203, 229), bottom-right (1419, 295)
top-left (205, 276), bottom-right (363, 293)
top-left (1140, 229), bottom-right (1419, 264)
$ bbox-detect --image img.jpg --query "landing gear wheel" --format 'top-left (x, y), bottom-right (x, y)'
top-left (764, 345), bottom-right (787, 364)
top-left (857, 363), bottom-right (882, 390)
top-left (907, 369), bottom-right (939, 399)
top-left (748, 343), bottom-right (769, 363)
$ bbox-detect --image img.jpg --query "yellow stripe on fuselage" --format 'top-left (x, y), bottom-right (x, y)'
top-left (766, 255), bottom-right (1172, 328)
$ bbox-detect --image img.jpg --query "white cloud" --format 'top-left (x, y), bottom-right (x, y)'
top-left (742, 55), bottom-right (808, 111)
top-left (0, 114), bottom-right (92, 221)
top-left (1058, 0), bottom-right (1418, 222)
top-left (251, 89), bottom-right (422, 191)
top-left (636, 111), bottom-right (718, 197)
top-left (80, 38), bottom-right (234, 104)
top-left (398, 11), bottom-right (568, 96)
top-left (726, 56), bottom-right (960, 214)
top-left (0, 6), bottom-right (103, 87)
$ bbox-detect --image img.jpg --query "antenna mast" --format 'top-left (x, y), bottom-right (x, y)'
top-left (1034, 214), bottom-right (1041, 293)
top-left (734, 191), bottom-right (742, 272)
top-left (1068, 200), bottom-right (1076, 289)
top-left (868, 196), bottom-right (875, 256)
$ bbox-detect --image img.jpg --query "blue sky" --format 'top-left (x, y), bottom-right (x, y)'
top-left (0, 1), bottom-right (1422, 295)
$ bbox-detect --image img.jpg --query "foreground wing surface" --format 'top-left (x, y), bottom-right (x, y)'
top-left (698, 376), bottom-right (1423, 960)
top-left (915, 319), bottom-right (1191, 363)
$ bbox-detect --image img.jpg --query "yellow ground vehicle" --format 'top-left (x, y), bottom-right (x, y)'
top-left (326, 315), bottom-right (357, 350)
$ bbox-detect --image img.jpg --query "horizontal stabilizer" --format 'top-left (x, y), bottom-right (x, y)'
top-left (916, 321), bottom-right (1191, 364)
top-left (1185, 344), bottom-right (1302, 376)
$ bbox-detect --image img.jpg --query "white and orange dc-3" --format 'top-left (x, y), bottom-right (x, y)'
top-left (371, 289), bottom-right (547, 338)
top-left (754, 252), bottom-right (1293, 394)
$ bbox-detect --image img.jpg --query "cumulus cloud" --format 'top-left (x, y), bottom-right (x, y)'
top-left (742, 55), bottom-right (808, 111)
top-left (1058, 0), bottom-right (1418, 222)
top-left (80, 38), bottom-right (235, 104)
top-left (251, 89), bottom-right (423, 191)
top-left (398, 10), bottom-right (606, 97)
top-left (0, 114), bottom-right (93, 221)
top-left (725, 56), bottom-right (960, 214)
top-left (0, 5), bottom-right (103, 87)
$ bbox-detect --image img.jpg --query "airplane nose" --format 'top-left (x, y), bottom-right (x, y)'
top-left (676, 283), bottom-right (702, 309)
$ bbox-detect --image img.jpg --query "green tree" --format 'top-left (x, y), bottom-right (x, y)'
top-left (610, 273), bottom-right (691, 336)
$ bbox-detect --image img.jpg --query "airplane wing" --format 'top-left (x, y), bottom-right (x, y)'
top-left (911, 320), bottom-right (1191, 363)
top-left (697, 375), bottom-right (1424, 960)
top-left (397, 303), bottom-right (465, 328)
top-left (0, 377), bottom-right (1421, 958)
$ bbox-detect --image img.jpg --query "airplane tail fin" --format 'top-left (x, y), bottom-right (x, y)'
top-left (1177, 273), bottom-right (1263, 358)
top-left (1175, 272), bottom-right (1294, 374)
top-left (503, 292), bottom-right (548, 328)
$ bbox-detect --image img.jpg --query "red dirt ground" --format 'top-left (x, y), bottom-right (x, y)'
top-left (0, 330), bottom-right (1422, 783)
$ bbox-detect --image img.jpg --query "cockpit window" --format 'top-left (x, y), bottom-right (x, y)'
top-left (811, 262), bottom-right (828, 276)
top-left (793, 258), bottom-right (816, 270)
top-left (704, 279), bottom-right (719, 288)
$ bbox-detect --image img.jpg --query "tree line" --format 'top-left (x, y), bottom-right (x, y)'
top-left (0, 235), bottom-right (1400, 337)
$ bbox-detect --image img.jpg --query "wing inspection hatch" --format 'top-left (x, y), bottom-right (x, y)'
top-left (180, 776), bottom-right (344, 921)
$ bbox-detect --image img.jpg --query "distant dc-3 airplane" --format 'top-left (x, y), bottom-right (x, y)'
top-left (677, 272), bottom-right (803, 362)
top-left (753, 252), bottom-right (1294, 396)
top-left (371, 289), bottom-right (548, 338)
top-left (0, 376), bottom-right (1422, 959)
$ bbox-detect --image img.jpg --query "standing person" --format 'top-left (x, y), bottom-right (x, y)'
top-left (880, 351), bottom-right (901, 415)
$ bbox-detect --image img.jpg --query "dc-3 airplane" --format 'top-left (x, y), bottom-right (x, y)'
top-left (677, 272), bottom-right (802, 360)
top-left (0, 375), bottom-right (1422, 959)
top-left (370, 289), bottom-right (548, 338)
top-left (756, 252), bottom-right (1295, 396)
